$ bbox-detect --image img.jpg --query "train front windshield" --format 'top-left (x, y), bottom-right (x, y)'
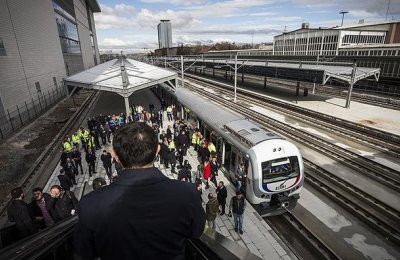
top-left (261, 156), bottom-right (300, 183)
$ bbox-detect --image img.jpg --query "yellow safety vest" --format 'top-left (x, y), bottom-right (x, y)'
top-left (168, 140), bottom-right (175, 151)
top-left (71, 134), bottom-right (80, 144)
top-left (82, 130), bottom-right (90, 141)
top-left (87, 136), bottom-right (95, 148)
top-left (196, 135), bottom-right (202, 145)
top-left (63, 141), bottom-right (72, 152)
top-left (208, 143), bottom-right (216, 153)
top-left (191, 133), bottom-right (197, 144)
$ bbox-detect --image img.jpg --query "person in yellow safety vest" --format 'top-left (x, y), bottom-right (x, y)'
top-left (71, 132), bottom-right (81, 149)
top-left (208, 142), bottom-right (216, 154)
top-left (168, 139), bottom-right (175, 152)
top-left (166, 106), bottom-right (173, 121)
top-left (63, 139), bottom-right (73, 153)
top-left (191, 132), bottom-right (197, 147)
top-left (196, 133), bottom-right (202, 146)
top-left (86, 135), bottom-right (96, 151)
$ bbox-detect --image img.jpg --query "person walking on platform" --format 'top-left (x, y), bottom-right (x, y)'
top-left (85, 148), bottom-right (97, 177)
top-left (75, 123), bottom-right (206, 260)
top-left (99, 125), bottom-right (107, 145)
top-left (71, 147), bottom-right (83, 175)
top-left (235, 163), bottom-right (246, 192)
top-left (7, 187), bottom-right (37, 239)
top-left (64, 158), bottom-right (77, 185)
top-left (216, 181), bottom-right (227, 215)
top-left (169, 148), bottom-right (177, 174)
top-left (101, 150), bottom-right (112, 180)
top-left (58, 169), bottom-right (73, 191)
top-left (210, 156), bottom-right (219, 187)
top-left (198, 143), bottom-right (210, 164)
top-left (160, 139), bottom-right (169, 169)
top-left (206, 193), bottom-right (219, 230)
top-left (203, 158), bottom-right (211, 189)
top-left (229, 191), bottom-right (246, 234)
top-left (166, 105), bottom-right (173, 121)
top-left (29, 187), bottom-right (55, 229)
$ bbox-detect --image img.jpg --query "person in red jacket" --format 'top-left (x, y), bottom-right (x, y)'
top-left (203, 158), bottom-right (211, 189)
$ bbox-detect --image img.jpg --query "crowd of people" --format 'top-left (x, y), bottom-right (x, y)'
top-left (7, 100), bottom-right (248, 256)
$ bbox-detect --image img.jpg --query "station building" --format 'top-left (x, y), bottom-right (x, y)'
top-left (0, 0), bottom-right (101, 120)
top-left (273, 21), bottom-right (400, 56)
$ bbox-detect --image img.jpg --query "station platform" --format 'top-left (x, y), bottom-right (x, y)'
top-left (184, 73), bottom-right (400, 136)
top-left (44, 110), bottom-right (297, 260)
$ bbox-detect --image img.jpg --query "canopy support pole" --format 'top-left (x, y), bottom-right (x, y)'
top-left (124, 96), bottom-right (130, 118)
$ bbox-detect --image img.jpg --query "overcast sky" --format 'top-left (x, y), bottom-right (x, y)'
top-left (94, 0), bottom-right (400, 53)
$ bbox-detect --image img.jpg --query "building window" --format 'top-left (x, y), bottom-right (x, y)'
top-left (0, 38), bottom-right (6, 56)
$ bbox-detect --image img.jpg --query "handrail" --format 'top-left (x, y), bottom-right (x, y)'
top-left (0, 218), bottom-right (262, 260)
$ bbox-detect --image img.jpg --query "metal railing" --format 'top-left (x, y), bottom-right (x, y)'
top-left (0, 85), bottom-right (66, 140)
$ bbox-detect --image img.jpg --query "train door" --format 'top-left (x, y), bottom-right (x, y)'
top-left (242, 159), bottom-right (250, 195)
top-left (224, 142), bottom-right (232, 174)
top-left (216, 137), bottom-right (224, 165)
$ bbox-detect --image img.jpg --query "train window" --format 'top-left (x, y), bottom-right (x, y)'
top-left (261, 156), bottom-right (300, 183)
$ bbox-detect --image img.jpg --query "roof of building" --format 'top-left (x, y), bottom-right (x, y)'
top-left (336, 20), bottom-right (400, 29)
top-left (275, 20), bottom-right (400, 37)
top-left (87, 0), bottom-right (101, 12)
top-left (64, 59), bottom-right (177, 97)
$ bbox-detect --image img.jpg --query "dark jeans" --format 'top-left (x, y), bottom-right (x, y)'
top-left (88, 162), bottom-right (96, 176)
top-left (104, 165), bottom-right (112, 178)
top-left (219, 200), bottom-right (226, 214)
top-left (74, 160), bottom-right (83, 175)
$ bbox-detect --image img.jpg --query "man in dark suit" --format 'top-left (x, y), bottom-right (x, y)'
top-left (57, 169), bottom-right (73, 191)
top-left (75, 122), bottom-right (206, 260)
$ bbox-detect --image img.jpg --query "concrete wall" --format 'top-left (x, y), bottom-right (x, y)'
top-left (0, 0), bottom-right (66, 115)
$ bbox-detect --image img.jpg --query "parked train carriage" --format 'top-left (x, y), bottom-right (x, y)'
top-left (173, 87), bottom-right (304, 216)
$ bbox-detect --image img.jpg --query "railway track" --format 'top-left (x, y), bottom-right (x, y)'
top-left (185, 73), bottom-right (400, 157)
top-left (186, 83), bottom-right (400, 194)
top-left (184, 83), bottom-right (400, 246)
top-left (266, 212), bottom-right (340, 260)
top-left (0, 90), bottom-right (100, 223)
top-left (304, 159), bottom-right (400, 247)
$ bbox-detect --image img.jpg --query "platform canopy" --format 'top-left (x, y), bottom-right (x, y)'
top-left (64, 58), bottom-right (178, 98)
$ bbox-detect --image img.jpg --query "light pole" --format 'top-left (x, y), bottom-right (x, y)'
top-left (339, 11), bottom-right (348, 27)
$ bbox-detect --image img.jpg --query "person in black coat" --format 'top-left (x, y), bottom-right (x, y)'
top-left (160, 139), bottom-right (169, 169)
top-left (58, 169), bottom-right (73, 191)
top-left (50, 185), bottom-right (78, 222)
top-left (7, 187), bottom-right (37, 239)
top-left (169, 148), bottom-right (177, 174)
top-left (198, 143), bottom-right (210, 164)
top-left (85, 148), bottom-right (97, 177)
top-left (29, 187), bottom-right (55, 229)
top-left (100, 150), bottom-right (112, 179)
top-left (210, 156), bottom-right (219, 187)
top-left (216, 181), bottom-right (228, 215)
top-left (74, 122), bottom-right (205, 260)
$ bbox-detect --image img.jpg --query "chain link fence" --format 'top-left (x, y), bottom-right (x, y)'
top-left (0, 85), bottom-right (67, 140)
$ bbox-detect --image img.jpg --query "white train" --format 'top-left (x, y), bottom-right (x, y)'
top-left (170, 86), bottom-right (304, 216)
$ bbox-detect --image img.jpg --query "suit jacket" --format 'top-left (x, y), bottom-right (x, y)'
top-left (75, 167), bottom-right (206, 260)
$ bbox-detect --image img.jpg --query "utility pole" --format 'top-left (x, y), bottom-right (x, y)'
top-left (234, 54), bottom-right (238, 102)
top-left (339, 11), bottom-right (348, 26)
top-left (181, 55), bottom-right (184, 88)
top-left (386, 0), bottom-right (391, 20)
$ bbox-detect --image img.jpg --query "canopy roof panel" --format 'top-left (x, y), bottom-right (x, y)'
top-left (65, 59), bottom-right (177, 97)
top-left (166, 57), bottom-right (380, 85)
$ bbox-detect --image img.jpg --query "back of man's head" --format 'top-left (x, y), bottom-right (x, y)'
top-left (113, 122), bottom-right (158, 168)
top-left (11, 187), bottom-right (23, 199)
top-left (92, 177), bottom-right (107, 190)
